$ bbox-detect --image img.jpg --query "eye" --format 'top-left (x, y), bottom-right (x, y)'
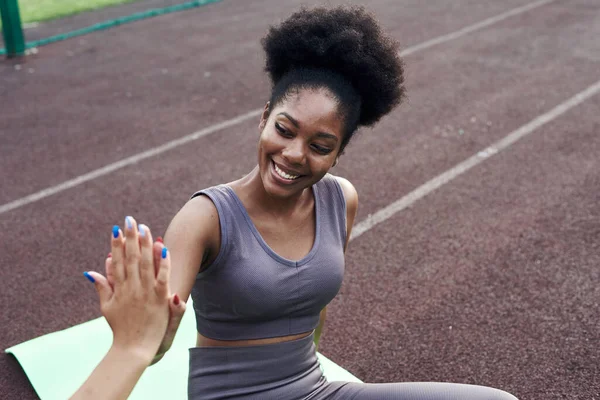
top-left (275, 122), bottom-right (292, 137)
top-left (311, 144), bottom-right (333, 155)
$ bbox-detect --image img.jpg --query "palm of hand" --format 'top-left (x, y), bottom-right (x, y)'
top-left (89, 217), bottom-right (182, 362)
top-left (105, 225), bottom-right (183, 362)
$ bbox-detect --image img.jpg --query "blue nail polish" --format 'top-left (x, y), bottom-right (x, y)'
top-left (162, 247), bottom-right (168, 259)
top-left (112, 225), bottom-right (119, 238)
top-left (139, 224), bottom-right (146, 237)
top-left (125, 216), bottom-right (133, 230)
top-left (84, 271), bottom-right (95, 283)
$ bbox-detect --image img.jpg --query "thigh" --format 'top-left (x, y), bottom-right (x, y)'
top-left (323, 381), bottom-right (518, 400)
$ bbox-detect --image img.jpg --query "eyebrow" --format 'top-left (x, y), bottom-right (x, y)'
top-left (277, 112), bottom-right (339, 142)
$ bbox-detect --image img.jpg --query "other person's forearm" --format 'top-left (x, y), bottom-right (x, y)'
top-left (70, 345), bottom-right (152, 400)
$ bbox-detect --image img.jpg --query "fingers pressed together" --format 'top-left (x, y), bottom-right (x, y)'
top-left (83, 216), bottom-right (187, 365)
top-left (84, 216), bottom-right (170, 298)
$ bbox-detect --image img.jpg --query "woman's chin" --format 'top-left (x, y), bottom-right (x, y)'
top-left (263, 180), bottom-right (294, 198)
top-left (262, 173), bottom-right (305, 198)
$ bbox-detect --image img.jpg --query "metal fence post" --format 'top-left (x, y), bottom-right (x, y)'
top-left (0, 0), bottom-right (26, 57)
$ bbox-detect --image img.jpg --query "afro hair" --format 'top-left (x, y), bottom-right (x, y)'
top-left (261, 5), bottom-right (405, 136)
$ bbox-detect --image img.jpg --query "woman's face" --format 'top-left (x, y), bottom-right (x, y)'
top-left (257, 88), bottom-right (344, 198)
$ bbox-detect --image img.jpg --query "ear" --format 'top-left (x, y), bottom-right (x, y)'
top-left (258, 102), bottom-right (270, 131)
top-left (332, 157), bottom-right (339, 167)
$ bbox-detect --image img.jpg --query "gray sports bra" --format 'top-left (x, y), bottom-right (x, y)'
top-left (189, 174), bottom-right (347, 340)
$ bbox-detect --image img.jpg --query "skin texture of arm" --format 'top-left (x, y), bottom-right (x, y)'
top-left (151, 195), bottom-right (221, 364)
top-left (314, 307), bottom-right (327, 351)
top-left (313, 176), bottom-right (359, 350)
top-left (70, 345), bottom-right (151, 400)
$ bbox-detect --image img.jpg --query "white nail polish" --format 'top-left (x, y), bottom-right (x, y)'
top-left (125, 216), bottom-right (133, 230)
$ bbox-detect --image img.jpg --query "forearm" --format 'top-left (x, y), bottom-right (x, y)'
top-left (313, 307), bottom-right (327, 351)
top-left (70, 345), bottom-right (151, 400)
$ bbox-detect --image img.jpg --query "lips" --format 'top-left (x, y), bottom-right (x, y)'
top-left (271, 160), bottom-right (304, 183)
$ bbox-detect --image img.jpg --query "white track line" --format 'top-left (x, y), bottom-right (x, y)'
top-left (350, 79), bottom-right (600, 241)
top-left (0, 110), bottom-right (261, 215)
top-left (0, 0), bottom-right (557, 216)
top-left (400, 0), bottom-right (556, 57)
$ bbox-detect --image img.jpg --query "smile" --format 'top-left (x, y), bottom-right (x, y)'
top-left (272, 160), bottom-right (302, 181)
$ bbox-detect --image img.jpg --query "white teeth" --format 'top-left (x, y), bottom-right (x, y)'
top-left (274, 163), bottom-right (300, 180)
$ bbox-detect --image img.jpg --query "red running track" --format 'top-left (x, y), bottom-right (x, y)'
top-left (1, 0), bottom-right (599, 398)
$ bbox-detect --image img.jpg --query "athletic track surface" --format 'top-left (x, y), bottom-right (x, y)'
top-left (1, 0), bottom-right (599, 398)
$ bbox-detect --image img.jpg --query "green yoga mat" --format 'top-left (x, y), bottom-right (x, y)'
top-left (6, 301), bottom-right (361, 399)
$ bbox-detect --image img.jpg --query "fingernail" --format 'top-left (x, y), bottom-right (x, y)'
top-left (107, 252), bottom-right (112, 258)
top-left (83, 271), bottom-right (95, 283)
top-left (138, 224), bottom-right (146, 237)
top-left (125, 216), bottom-right (133, 230)
top-left (112, 225), bottom-right (119, 238)
top-left (162, 247), bottom-right (168, 259)
top-left (156, 236), bottom-right (163, 243)
top-left (173, 294), bottom-right (180, 306)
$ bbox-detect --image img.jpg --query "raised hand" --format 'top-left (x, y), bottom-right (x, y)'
top-left (72, 217), bottom-right (186, 400)
top-left (99, 218), bottom-right (186, 364)
top-left (85, 216), bottom-right (183, 361)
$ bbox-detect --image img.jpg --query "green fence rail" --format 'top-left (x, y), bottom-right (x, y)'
top-left (0, 0), bottom-right (25, 57)
top-left (1, 0), bottom-right (221, 57)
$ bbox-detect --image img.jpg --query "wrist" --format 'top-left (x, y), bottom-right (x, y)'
top-left (109, 343), bottom-right (155, 368)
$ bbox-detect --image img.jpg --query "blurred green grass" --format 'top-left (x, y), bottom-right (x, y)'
top-left (16, 0), bottom-right (141, 24)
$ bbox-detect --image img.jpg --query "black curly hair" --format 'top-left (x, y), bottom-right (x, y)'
top-left (261, 5), bottom-right (405, 151)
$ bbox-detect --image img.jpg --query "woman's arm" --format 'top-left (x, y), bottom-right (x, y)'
top-left (313, 307), bottom-right (327, 351)
top-left (151, 195), bottom-right (221, 364)
top-left (313, 177), bottom-right (359, 349)
top-left (335, 176), bottom-right (359, 251)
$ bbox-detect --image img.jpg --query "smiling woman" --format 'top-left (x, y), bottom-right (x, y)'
top-left (62, 4), bottom-right (519, 400)
top-left (157, 6), bottom-right (517, 400)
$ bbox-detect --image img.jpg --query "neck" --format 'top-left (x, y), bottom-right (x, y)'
top-left (240, 166), bottom-right (309, 216)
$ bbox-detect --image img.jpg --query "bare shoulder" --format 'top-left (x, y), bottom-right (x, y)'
top-left (165, 194), bottom-right (221, 268)
top-left (182, 194), bottom-right (219, 222)
top-left (332, 175), bottom-right (359, 216)
top-left (330, 175), bottom-right (359, 249)
top-left (170, 194), bottom-right (220, 245)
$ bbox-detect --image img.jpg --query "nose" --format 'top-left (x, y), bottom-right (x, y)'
top-left (282, 139), bottom-right (307, 166)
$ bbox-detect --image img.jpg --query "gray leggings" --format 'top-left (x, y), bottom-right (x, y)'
top-left (188, 333), bottom-right (517, 400)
